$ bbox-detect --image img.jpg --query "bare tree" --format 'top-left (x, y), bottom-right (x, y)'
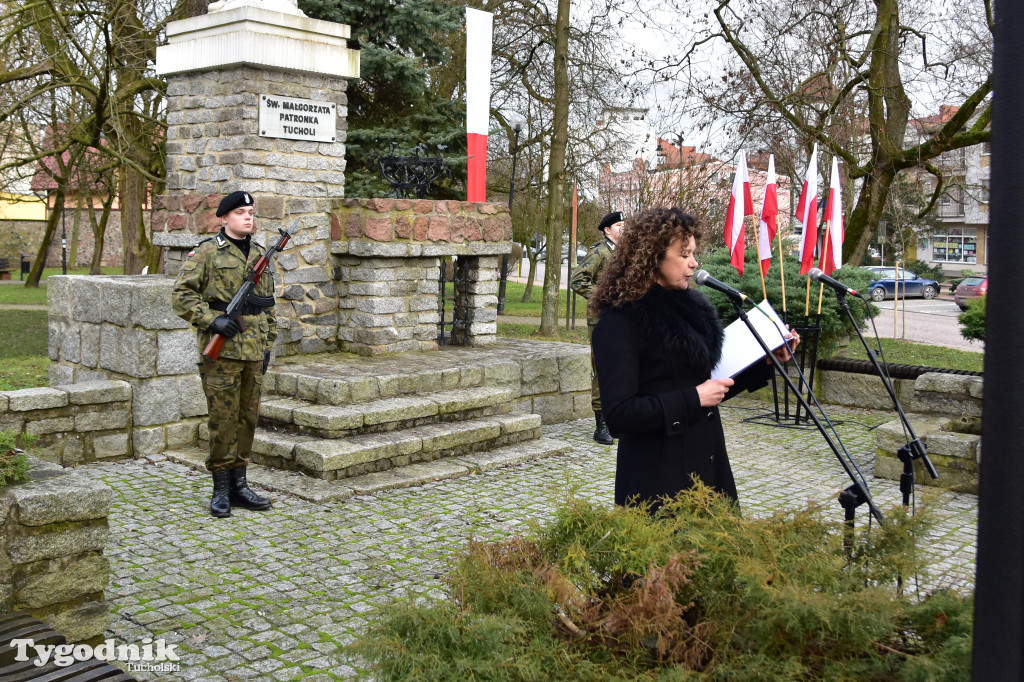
top-left (0, 0), bottom-right (190, 279)
top-left (639, 0), bottom-right (992, 266)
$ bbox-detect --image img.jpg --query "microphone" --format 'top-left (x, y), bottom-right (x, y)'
top-left (807, 267), bottom-right (860, 298)
top-left (693, 270), bottom-right (749, 303)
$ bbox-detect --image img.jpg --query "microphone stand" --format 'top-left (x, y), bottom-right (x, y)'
top-left (730, 298), bottom-right (886, 529)
top-left (833, 291), bottom-right (939, 507)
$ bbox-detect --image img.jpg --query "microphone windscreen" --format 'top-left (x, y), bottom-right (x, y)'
top-left (694, 269), bottom-right (710, 285)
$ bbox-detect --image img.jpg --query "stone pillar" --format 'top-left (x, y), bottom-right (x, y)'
top-left (152, 1), bottom-right (358, 357)
top-left (47, 276), bottom-right (207, 456)
top-left (463, 256), bottom-right (500, 346)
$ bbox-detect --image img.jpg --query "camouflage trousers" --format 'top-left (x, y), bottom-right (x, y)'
top-left (588, 322), bottom-right (601, 412)
top-left (200, 357), bottom-right (264, 473)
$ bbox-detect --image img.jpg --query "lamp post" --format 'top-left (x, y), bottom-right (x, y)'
top-left (497, 120), bottom-right (523, 314)
top-left (60, 193), bottom-right (68, 276)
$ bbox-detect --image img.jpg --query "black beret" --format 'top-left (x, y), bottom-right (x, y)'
top-left (216, 191), bottom-right (255, 217)
top-left (598, 212), bottom-right (623, 232)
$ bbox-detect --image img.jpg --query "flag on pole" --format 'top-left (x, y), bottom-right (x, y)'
top-left (724, 151), bottom-right (754, 274)
top-left (796, 144), bottom-right (819, 275)
top-left (820, 156), bottom-right (844, 275)
top-left (758, 154), bottom-right (779, 276)
top-left (465, 8), bottom-right (493, 202)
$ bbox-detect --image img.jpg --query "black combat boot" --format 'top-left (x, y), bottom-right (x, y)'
top-left (593, 410), bottom-right (614, 445)
top-left (211, 471), bottom-right (231, 518)
top-left (228, 467), bottom-right (273, 511)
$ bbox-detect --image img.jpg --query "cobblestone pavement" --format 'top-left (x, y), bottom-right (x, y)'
top-left (82, 399), bottom-right (978, 681)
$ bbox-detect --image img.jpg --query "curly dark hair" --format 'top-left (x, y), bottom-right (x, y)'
top-left (590, 207), bottom-right (703, 311)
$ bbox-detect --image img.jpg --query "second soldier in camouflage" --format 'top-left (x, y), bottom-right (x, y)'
top-left (569, 211), bottom-right (624, 445)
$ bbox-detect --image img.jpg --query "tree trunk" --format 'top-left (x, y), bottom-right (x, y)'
top-left (25, 190), bottom-right (63, 287)
top-left (538, 0), bottom-right (571, 336)
top-left (522, 253), bottom-right (538, 302)
top-left (119, 161), bottom-right (155, 274)
top-left (844, 167), bottom-right (897, 267)
top-left (88, 196), bottom-right (114, 275)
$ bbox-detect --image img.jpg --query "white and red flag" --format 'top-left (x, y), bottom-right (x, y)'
top-left (757, 154), bottom-right (779, 276)
top-left (724, 151), bottom-right (754, 274)
top-left (466, 8), bottom-right (493, 202)
top-left (820, 156), bottom-right (844, 275)
top-left (796, 144), bottom-right (819, 275)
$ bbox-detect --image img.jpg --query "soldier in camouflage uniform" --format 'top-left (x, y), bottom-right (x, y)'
top-left (569, 211), bottom-right (624, 445)
top-left (172, 191), bottom-right (277, 517)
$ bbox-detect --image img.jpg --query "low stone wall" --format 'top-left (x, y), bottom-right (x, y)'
top-left (0, 457), bottom-right (112, 643)
top-left (875, 373), bottom-right (984, 493)
top-left (0, 382), bottom-right (132, 466)
top-left (46, 276), bottom-right (207, 457)
top-left (816, 370), bottom-right (917, 410)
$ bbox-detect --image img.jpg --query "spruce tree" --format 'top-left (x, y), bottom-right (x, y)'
top-left (299, 0), bottom-right (466, 198)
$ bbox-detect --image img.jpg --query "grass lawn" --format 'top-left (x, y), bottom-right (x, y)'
top-left (0, 285), bottom-right (48, 305)
top-left (0, 266), bottom-right (123, 306)
top-left (0, 310), bottom-right (50, 391)
top-left (497, 323), bottom-right (588, 345)
top-left (837, 337), bottom-right (983, 373)
top-left (498, 281), bottom-right (587, 319)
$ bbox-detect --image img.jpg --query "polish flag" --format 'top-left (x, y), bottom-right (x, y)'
top-left (820, 156), bottom-right (845, 275)
top-left (758, 154), bottom-right (779, 276)
top-left (796, 144), bottom-right (819, 275)
top-left (724, 151), bottom-right (754, 274)
top-left (466, 9), bottom-right (493, 202)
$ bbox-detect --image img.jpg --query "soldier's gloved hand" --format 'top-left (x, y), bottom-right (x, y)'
top-left (262, 350), bottom-right (271, 375)
top-left (209, 315), bottom-right (240, 338)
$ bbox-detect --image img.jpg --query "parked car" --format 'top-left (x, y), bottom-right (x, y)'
top-left (862, 266), bottom-right (940, 302)
top-left (954, 276), bottom-right (987, 311)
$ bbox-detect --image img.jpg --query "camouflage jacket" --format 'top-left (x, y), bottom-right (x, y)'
top-left (171, 233), bottom-right (278, 361)
top-left (569, 238), bottom-right (615, 322)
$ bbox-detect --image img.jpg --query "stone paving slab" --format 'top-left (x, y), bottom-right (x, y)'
top-left (81, 399), bottom-right (978, 680)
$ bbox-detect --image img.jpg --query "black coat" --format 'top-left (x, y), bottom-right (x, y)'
top-left (592, 285), bottom-right (772, 508)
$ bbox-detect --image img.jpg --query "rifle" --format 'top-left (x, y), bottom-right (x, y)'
top-left (203, 226), bottom-right (296, 361)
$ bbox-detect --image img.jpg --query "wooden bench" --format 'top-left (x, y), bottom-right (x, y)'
top-left (0, 257), bottom-right (10, 280)
top-left (0, 612), bottom-right (136, 681)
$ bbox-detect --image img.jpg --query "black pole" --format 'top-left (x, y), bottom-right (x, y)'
top-left (497, 123), bottom-right (522, 315)
top-left (60, 197), bottom-right (67, 276)
top-left (973, 0), bottom-right (1024, 675)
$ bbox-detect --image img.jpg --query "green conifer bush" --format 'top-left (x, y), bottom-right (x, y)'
top-left (351, 485), bottom-right (972, 680)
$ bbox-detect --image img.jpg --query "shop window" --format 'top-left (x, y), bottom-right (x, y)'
top-left (931, 228), bottom-right (978, 264)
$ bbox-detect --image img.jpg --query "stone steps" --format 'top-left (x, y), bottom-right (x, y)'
top-left (258, 385), bottom-right (516, 438)
top-left (198, 341), bottom-right (592, 487)
top-left (165, 436), bottom-right (570, 502)
top-left (201, 412), bottom-right (543, 480)
top-left (265, 357), bottom-right (517, 407)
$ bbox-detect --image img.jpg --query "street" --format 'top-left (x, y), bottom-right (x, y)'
top-left (866, 297), bottom-right (983, 352)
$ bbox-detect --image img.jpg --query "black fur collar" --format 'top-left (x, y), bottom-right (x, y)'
top-left (623, 285), bottom-right (725, 378)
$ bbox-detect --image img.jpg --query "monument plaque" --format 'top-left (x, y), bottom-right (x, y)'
top-left (259, 94), bottom-right (337, 142)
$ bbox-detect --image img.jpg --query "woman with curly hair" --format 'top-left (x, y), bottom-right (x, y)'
top-left (591, 207), bottom-right (798, 510)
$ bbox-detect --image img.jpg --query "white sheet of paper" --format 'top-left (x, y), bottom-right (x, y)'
top-left (711, 299), bottom-right (791, 380)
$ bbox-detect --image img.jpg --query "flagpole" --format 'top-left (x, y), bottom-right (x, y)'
top-left (804, 276), bottom-right (811, 317)
top-left (751, 214), bottom-right (767, 300)
top-left (777, 228), bottom-right (787, 314)
top-left (817, 216), bottom-right (833, 316)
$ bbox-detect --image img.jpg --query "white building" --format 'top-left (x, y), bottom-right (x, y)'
top-left (909, 106), bottom-right (990, 276)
